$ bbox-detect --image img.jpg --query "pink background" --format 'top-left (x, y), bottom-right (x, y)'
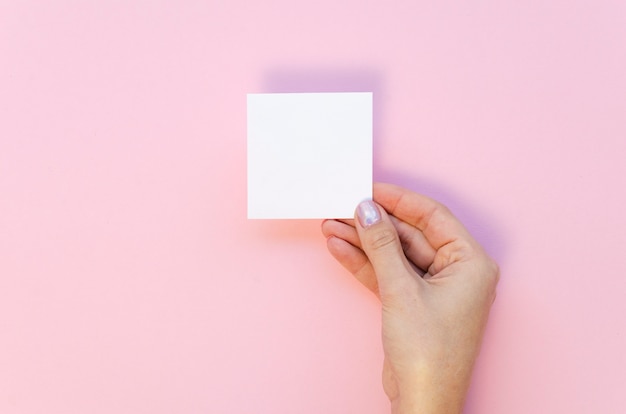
top-left (1, 1), bottom-right (625, 413)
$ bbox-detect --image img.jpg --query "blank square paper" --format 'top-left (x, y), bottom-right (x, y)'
top-left (247, 92), bottom-right (372, 219)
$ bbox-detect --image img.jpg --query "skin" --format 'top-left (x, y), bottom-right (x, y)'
top-left (321, 183), bottom-right (499, 414)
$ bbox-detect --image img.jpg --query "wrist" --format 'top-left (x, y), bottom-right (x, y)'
top-left (388, 365), bottom-right (471, 414)
top-left (390, 388), bottom-right (466, 414)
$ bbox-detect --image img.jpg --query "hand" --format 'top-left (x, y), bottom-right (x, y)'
top-left (321, 183), bottom-right (499, 414)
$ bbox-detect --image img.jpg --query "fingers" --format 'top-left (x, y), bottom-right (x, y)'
top-left (321, 219), bottom-right (361, 248)
top-left (390, 216), bottom-right (437, 272)
top-left (322, 219), bottom-right (378, 293)
top-left (324, 233), bottom-right (379, 294)
top-left (354, 200), bottom-right (420, 298)
top-left (323, 217), bottom-right (437, 273)
top-left (373, 183), bottom-right (474, 250)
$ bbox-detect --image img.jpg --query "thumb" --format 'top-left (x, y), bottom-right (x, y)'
top-left (355, 200), bottom-right (416, 298)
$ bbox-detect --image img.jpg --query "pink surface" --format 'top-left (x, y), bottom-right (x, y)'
top-left (1, 1), bottom-right (625, 413)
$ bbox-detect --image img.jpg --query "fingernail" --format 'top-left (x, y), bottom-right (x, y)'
top-left (357, 200), bottom-right (381, 228)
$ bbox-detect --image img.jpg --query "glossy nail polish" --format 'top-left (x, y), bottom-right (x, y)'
top-left (357, 200), bottom-right (381, 228)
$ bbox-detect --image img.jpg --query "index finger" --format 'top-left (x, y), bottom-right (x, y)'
top-left (373, 182), bottom-right (473, 250)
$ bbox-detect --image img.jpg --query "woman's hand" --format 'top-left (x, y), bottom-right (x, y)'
top-left (321, 183), bottom-right (499, 413)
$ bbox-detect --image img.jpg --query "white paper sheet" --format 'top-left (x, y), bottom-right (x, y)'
top-left (247, 92), bottom-right (372, 219)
